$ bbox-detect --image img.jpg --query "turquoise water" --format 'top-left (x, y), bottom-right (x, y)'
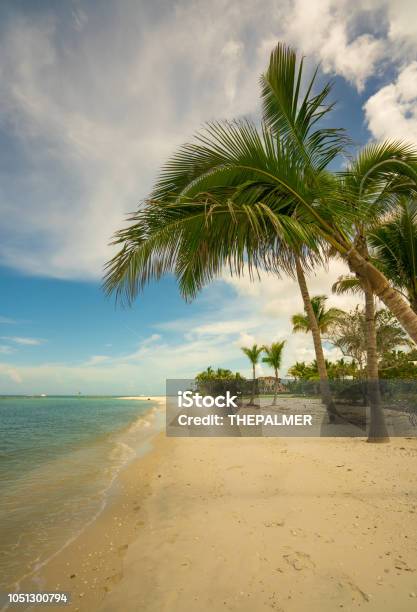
top-left (0, 396), bottom-right (163, 589)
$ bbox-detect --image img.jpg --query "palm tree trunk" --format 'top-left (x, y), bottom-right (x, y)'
top-left (248, 363), bottom-right (256, 406)
top-left (364, 281), bottom-right (390, 443)
top-left (273, 367), bottom-right (278, 406)
top-left (347, 248), bottom-right (417, 343)
top-left (295, 257), bottom-right (337, 422)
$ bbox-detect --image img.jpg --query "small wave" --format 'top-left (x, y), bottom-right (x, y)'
top-left (4, 443), bottom-right (134, 607)
top-left (0, 401), bottom-right (165, 608)
top-left (109, 441), bottom-right (136, 465)
top-left (126, 405), bottom-right (164, 434)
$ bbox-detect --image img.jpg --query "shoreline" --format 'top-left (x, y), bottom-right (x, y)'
top-left (18, 429), bottom-right (417, 611)
top-left (19, 431), bottom-right (170, 611)
top-left (11, 398), bottom-right (167, 608)
top-left (117, 396), bottom-right (166, 405)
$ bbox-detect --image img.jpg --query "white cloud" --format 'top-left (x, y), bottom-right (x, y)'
top-left (281, 0), bottom-right (386, 90)
top-left (1, 1), bottom-right (416, 280)
top-left (0, 345), bottom-right (13, 354)
top-left (0, 1), bottom-right (276, 280)
top-left (386, 0), bottom-right (417, 51)
top-left (192, 319), bottom-right (260, 336)
top-left (0, 316), bottom-right (16, 324)
top-left (364, 61), bottom-right (417, 143)
top-left (1, 336), bottom-right (44, 346)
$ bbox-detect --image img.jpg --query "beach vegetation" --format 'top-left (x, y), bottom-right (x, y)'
top-left (241, 344), bottom-right (263, 406)
top-left (262, 341), bottom-right (286, 405)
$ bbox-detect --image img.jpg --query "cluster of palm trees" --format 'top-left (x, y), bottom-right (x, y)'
top-left (241, 341), bottom-right (285, 406)
top-left (241, 297), bottom-right (352, 407)
top-left (104, 42), bottom-right (417, 443)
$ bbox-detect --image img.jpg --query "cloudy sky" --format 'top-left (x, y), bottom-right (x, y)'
top-left (0, 0), bottom-right (416, 394)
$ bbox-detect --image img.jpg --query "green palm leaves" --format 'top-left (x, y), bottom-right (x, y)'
top-left (262, 341), bottom-right (286, 371)
top-left (103, 43), bottom-right (346, 306)
top-left (260, 43), bottom-right (348, 172)
top-left (332, 199), bottom-right (417, 314)
top-left (241, 342), bottom-right (286, 406)
top-left (241, 344), bottom-right (263, 367)
top-left (104, 40), bottom-right (417, 345)
top-left (292, 295), bottom-right (343, 334)
top-left (369, 199), bottom-right (417, 312)
top-left (262, 341), bottom-right (286, 405)
top-left (241, 343), bottom-right (264, 405)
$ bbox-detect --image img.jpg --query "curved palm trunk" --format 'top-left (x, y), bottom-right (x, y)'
top-left (364, 281), bottom-right (390, 443)
top-left (295, 257), bottom-right (337, 422)
top-left (347, 249), bottom-right (417, 344)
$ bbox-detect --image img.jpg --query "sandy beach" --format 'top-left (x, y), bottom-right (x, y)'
top-left (22, 410), bottom-right (417, 612)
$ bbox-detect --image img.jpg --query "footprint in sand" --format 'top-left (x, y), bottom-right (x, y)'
top-left (283, 550), bottom-right (315, 571)
top-left (263, 520), bottom-right (285, 528)
top-left (338, 578), bottom-right (371, 603)
top-left (104, 570), bottom-right (123, 591)
top-left (394, 558), bottom-right (415, 572)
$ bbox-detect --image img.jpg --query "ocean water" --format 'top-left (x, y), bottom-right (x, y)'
top-left (0, 396), bottom-right (163, 590)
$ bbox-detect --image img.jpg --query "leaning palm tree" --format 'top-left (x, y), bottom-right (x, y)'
top-left (104, 39), bottom-right (417, 401)
top-left (262, 341), bottom-right (286, 405)
top-left (241, 344), bottom-right (263, 406)
top-left (104, 43), bottom-right (348, 418)
top-left (332, 151), bottom-right (403, 441)
top-left (292, 295), bottom-right (343, 335)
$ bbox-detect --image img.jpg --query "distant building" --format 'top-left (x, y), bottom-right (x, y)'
top-left (256, 376), bottom-right (286, 394)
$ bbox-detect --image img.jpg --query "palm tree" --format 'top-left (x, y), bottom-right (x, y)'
top-left (104, 43), bottom-right (347, 418)
top-left (288, 361), bottom-right (309, 380)
top-left (369, 199), bottom-right (417, 314)
top-left (292, 295), bottom-right (343, 334)
top-left (241, 344), bottom-right (263, 406)
top-left (333, 358), bottom-right (356, 380)
top-left (332, 269), bottom-right (387, 440)
top-left (104, 42), bottom-right (417, 377)
top-left (291, 295), bottom-right (342, 420)
top-left (293, 258), bottom-right (337, 420)
top-left (333, 153), bottom-right (415, 441)
top-left (262, 341), bottom-right (286, 405)
top-left (332, 198), bottom-right (417, 434)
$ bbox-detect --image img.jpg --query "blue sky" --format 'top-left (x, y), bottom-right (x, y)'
top-left (0, 0), bottom-right (416, 394)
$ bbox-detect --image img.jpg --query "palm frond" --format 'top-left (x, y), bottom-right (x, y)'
top-left (369, 198), bottom-right (417, 306)
top-left (260, 42), bottom-right (349, 172)
top-left (332, 274), bottom-right (363, 296)
top-left (241, 344), bottom-right (263, 365)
